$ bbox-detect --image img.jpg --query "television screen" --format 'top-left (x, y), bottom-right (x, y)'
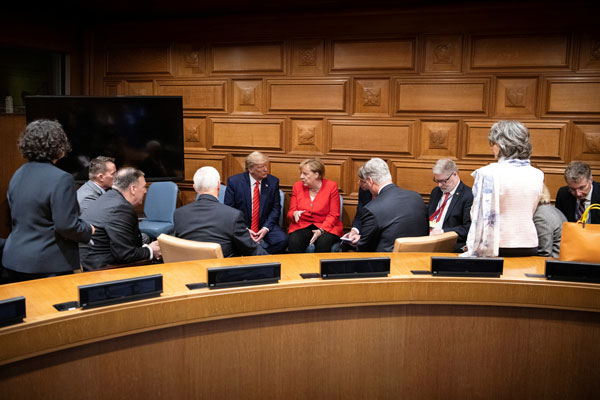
top-left (25, 96), bottom-right (184, 182)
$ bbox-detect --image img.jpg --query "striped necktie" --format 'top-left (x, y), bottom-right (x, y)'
top-left (251, 181), bottom-right (260, 232)
top-left (575, 199), bottom-right (586, 222)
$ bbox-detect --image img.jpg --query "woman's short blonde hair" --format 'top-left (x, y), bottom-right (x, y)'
top-left (299, 158), bottom-right (325, 179)
top-left (538, 184), bottom-right (551, 205)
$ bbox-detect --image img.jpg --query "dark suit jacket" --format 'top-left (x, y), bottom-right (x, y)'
top-left (77, 180), bottom-right (104, 215)
top-left (224, 172), bottom-right (281, 231)
top-left (357, 184), bottom-right (429, 252)
top-left (174, 194), bottom-right (268, 258)
top-left (352, 187), bottom-right (373, 232)
top-left (555, 181), bottom-right (600, 223)
top-left (428, 180), bottom-right (473, 252)
top-left (2, 161), bottom-right (92, 273)
top-left (79, 189), bottom-right (150, 270)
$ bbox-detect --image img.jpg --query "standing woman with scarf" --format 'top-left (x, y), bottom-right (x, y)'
top-left (462, 120), bottom-right (543, 257)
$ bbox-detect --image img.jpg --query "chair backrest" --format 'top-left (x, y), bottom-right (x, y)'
top-left (195, 183), bottom-right (227, 203)
top-left (144, 182), bottom-right (178, 223)
top-left (278, 189), bottom-right (285, 226)
top-left (393, 231), bottom-right (458, 253)
top-left (158, 234), bottom-right (224, 263)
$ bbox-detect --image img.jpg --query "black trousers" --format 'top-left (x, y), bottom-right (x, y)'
top-left (498, 247), bottom-right (538, 257)
top-left (288, 225), bottom-right (340, 253)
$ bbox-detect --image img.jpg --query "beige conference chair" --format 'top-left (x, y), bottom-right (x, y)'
top-left (393, 231), bottom-right (458, 253)
top-left (158, 234), bottom-right (224, 263)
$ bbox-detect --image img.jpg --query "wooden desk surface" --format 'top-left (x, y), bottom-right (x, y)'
top-left (0, 252), bottom-right (598, 367)
top-left (1, 253), bottom-right (599, 399)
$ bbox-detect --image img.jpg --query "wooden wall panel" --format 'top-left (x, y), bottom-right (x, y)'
top-left (175, 44), bottom-right (205, 77)
top-left (494, 77), bottom-right (538, 118)
top-left (419, 120), bottom-right (459, 159)
top-left (126, 80), bottom-right (154, 96)
top-left (390, 161), bottom-right (479, 197)
top-left (291, 40), bottom-right (325, 76)
top-left (157, 80), bottom-right (227, 112)
top-left (183, 117), bottom-right (206, 150)
top-left (423, 34), bottom-right (463, 73)
top-left (354, 79), bottom-right (390, 116)
top-left (83, 7), bottom-right (600, 213)
top-left (571, 122), bottom-right (600, 165)
top-left (331, 39), bottom-right (415, 71)
top-left (184, 154), bottom-right (227, 181)
top-left (396, 79), bottom-right (488, 113)
top-left (268, 80), bottom-right (347, 112)
top-left (578, 34), bottom-right (600, 72)
top-left (470, 34), bottom-right (570, 69)
top-left (211, 43), bottom-right (284, 74)
top-left (328, 120), bottom-right (414, 155)
top-left (232, 80), bottom-right (263, 114)
top-left (106, 45), bottom-right (172, 75)
top-left (545, 79), bottom-right (600, 114)
top-left (269, 158), bottom-right (346, 193)
top-left (289, 119), bottom-right (325, 154)
top-left (209, 118), bottom-right (284, 150)
top-left (463, 120), bottom-right (568, 162)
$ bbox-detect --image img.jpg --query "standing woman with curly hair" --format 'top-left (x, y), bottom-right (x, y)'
top-left (2, 120), bottom-right (94, 282)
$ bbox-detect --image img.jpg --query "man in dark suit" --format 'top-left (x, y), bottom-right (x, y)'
top-left (224, 151), bottom-right (287, 254)
top-left (174, 166), bottom-right (268, 258)
top-left (555, 161), bottom-right (600, 224)
top-left (428, 159), bottom-right (473, 252)
top-left (357, 158), bottom-right (429, 252)
top-left (79, 168), bottom-right (161, 270)
top-left (341, 166), bottom-right (372, 250)
top-left (77, 156), bottom-right (116, 214)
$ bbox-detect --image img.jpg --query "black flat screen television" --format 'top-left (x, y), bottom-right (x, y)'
top-left (25, 95), bottom-right (184, 182)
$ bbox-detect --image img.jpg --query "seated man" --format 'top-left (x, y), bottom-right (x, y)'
top-left (77, 156), bottom-right (116, 214)
top-left (357, 158), bottom-right (429, 252)
top-left (79, 168), bottom-right (161, 270)
top-left (224, 151), bottom-right (288, 254)
top-left (341, 166), bottom-right (372, 250)
top-left (174, 166), bottom-right (268, 258)
top-left (555, 161), bottom-right (599, 224)
top-left (428, 159), bottom-right (473, 252)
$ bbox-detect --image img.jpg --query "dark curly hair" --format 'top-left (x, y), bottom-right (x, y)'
top-left (18, 119), bottom-right (72, 162)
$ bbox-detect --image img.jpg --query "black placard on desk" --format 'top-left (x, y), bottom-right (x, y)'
top-left (79, 274), bottom-right (163, 309)
top-left (320, 257), bottom-right (390, 279)
top-left (207, 263), bottom-right (281, 289)
top-left (431, 257), bottom-right (503, 277)
top-left (0, 296), bottom-right (26, 327)
top-left (545, 260), bottom-right (600, 284)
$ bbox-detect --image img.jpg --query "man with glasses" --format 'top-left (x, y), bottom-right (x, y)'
top-left (428, 159), bottom-right (473, 252)
top-left (555, 161), bottom-right (599, 224)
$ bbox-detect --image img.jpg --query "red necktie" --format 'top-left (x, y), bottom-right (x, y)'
top-left (430, 192), bottom-right (450, 223)
top-left (251, 181), bottom-right (260, 232)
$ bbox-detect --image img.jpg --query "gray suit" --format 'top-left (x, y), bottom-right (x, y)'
top-left (533, 204), bottom-right (567, 258)
top-left (77, 180), bottom-right (105, 215)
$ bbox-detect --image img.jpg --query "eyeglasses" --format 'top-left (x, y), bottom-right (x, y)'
top-left (433, 173), bottom-right (454, 185)
top-left (567, 179), bottom-right (591, 194)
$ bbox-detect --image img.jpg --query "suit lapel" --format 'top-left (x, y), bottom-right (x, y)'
top-left (443, 181), bottom-right (463, 224)
top-left (243, 172), bottom-right (253, 220)
top-left (259, 176), bottom-right (271, 220)
top-left (429, 188), bottom-right (442, 215)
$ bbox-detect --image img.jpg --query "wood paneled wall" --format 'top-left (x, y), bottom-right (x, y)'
top-left (86, 5), bottom-right (600, 228)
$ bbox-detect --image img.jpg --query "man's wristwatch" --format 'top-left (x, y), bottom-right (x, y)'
top-left (318, 228), bottom-right (325, 234)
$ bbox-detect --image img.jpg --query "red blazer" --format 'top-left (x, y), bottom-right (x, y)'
top-left (287, 179), bottom-right (343, 236)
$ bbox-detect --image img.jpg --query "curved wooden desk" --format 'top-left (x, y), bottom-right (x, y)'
top-left (1, 253), bottom-right (599, 399)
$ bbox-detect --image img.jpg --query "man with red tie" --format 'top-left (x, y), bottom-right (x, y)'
top-left (428, 159), bottom-right (473, 252)
top-left (225, 152), bottom-right (288, 254)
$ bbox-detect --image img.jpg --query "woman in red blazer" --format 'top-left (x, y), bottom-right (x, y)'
top-left (287, 159), bottom-right (343, 252)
